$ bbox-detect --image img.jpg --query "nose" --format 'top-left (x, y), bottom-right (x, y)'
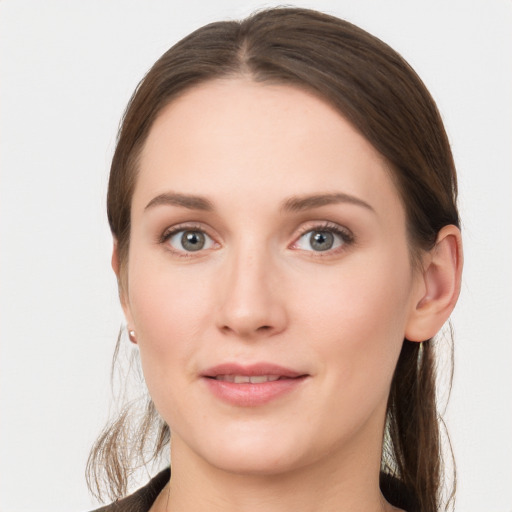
top-left (215, 245), bottom-right (288, 339)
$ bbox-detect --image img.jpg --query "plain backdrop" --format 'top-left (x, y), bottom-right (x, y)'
top-left (1, 1), bottom-right (511, 511)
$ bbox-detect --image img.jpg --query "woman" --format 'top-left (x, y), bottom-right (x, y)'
top-left (88, 7), bottom-right (462, 512)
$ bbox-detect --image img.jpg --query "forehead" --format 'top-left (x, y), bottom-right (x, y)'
top-left (135, 79), bottom-right (404, 222)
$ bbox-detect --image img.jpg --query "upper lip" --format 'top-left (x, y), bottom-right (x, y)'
top-left (201, 362), bottom-right (306, 379)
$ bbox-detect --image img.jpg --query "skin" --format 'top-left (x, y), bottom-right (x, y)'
top-left (116, 79), bottom-right (462, 512)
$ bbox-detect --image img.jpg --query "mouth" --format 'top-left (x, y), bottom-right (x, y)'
top-left (211, 374), bottom-right (284, 383)
top-left (201, 363), bottom-right (309, 406)
top-left (202, 362), bottom-right (306, 379)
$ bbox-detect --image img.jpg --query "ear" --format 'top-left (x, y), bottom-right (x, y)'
top-left (111, 240), bottom-right (135, 328)
top-left (405, 225), bottom-right (463, 342)
top-left (111, 238), bottom-right (120, 276)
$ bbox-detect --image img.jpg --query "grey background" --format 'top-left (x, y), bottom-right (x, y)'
top-left (1, 1), bottom-right (511, 510)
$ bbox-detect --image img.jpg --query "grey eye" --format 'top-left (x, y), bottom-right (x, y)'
top-left (181, 231), bottom-right (205, 251)
top-left (167, 229), bottom-right (214, 252)
top-left (295, 229), bottom-right (345, 252)
top-left (309, 231), bottom-right (334, 251)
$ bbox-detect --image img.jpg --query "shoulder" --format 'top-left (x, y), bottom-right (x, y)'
top-left (89, 468), bottom-right (170, 512)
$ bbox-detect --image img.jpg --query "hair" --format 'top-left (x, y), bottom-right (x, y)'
top-left (88, 7), bottom-right (459, 512)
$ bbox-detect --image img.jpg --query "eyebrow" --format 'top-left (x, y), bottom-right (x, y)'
top-left (145, 192), bottom-right (214, 212)
top-left (144, 191), bottom-right (374, 214)
top-left (281, 193), bottom-right (375, 213)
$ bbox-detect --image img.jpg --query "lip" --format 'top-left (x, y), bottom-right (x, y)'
top-left (201, 362), bottom-right (309, 407)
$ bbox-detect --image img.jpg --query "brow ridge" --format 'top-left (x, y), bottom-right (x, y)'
top-left (281, 193), bottom-right (374, 213)
top-left (145, 192), bottom-right (214, 211)
top-left (144, 191), bottom-right (374, 214)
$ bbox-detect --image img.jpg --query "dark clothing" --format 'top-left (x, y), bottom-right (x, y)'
top-left (90, 468), bottom-right (170, 512)
top-left (90, 468), bottom-right (417, 512)
top-left (380, 472), bottom-right (420, 512)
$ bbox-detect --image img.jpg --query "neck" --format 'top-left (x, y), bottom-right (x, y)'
top-left (162, 430), bottom-right (397, 512)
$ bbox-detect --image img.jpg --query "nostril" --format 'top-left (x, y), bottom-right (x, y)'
top-left (220, 324), bottom-right (273, 335)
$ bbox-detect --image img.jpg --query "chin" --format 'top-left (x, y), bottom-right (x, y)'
top-left (181, 422), bottom-right (313, 476)
top-left (207, 446), bottom-right (303, 476)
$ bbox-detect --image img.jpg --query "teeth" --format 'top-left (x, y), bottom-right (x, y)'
top-left (249, 375), bottom-right (270, 384)
top-left (250, 375), bottom-right (280, 383)
top-left (214, 375), bottom-right (282, 383)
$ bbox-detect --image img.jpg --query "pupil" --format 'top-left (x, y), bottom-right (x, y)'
top-left (181, 231), bottom-right (205, 251)
top-left (310, 231), bottom-right (333, 251)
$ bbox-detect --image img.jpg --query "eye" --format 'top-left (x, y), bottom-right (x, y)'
top-left (164, 228), bottom-right (216, 253)
top-left (293, 225), bottom-right (352, 253)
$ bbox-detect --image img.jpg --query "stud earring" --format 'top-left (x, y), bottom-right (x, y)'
top-left (128, 329), bottom-right (137, 344)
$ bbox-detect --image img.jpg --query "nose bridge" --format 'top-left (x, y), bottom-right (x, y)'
top-left (216, 236), bottom-right (286, 338)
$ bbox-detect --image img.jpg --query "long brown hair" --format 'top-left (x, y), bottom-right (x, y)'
top-left (88, 8), bottom-right (459, 511)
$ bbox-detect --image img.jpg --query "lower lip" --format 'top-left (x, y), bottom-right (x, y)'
top-left (202, 376), bottom-right (308, 407)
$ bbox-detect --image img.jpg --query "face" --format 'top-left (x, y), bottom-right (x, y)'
top-left (122, 79), bottom-right (424, 476)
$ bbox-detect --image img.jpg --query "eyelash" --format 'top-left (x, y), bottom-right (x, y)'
top-left (158, 222), bottom-right (354, 257)
top-left (293, 222), bottom-right (354, 255)
top-left (159, 224), bottom-right (215, 258)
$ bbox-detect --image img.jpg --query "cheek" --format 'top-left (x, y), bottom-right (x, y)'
top-left (298, 253), bottom-right (413, 392)
top-left (126, 254), bottom-right (213, 391)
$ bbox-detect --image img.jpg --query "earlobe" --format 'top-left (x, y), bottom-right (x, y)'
top-left (405, 225), bottom-right (463, 342)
